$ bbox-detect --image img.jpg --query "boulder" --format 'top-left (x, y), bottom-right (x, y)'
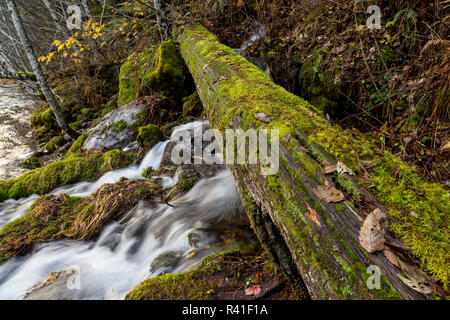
top-left (82, 100), bottom-right (148, 151)
top-left (118, 40), bottom-right (186, 107)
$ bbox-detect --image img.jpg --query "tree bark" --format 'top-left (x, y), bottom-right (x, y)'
top-left (175, 24), bottom-right (439, 300)
top-left (6, 0), bottom-right (79, 139)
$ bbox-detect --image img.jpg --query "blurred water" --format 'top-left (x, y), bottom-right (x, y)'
top-left (0, 122), bottom-right (246, 300)
top-left (0, 84), bottom-right (40, 180)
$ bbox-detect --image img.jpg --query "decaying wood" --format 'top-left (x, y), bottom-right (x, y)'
top-left (176, 24), bottom-right (433, 300)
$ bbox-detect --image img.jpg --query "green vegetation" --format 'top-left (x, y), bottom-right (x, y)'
top-left (0, 178), bottom-right (158, 263)
top-left (137, 124), bottom-right (163, 150)
top-left (0, 150), bottom-right (135, 202)
top-left (118, 39), bottom-right (185, 107)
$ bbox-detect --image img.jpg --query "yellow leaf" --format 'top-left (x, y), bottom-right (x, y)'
top-left (63, 52), bottom-right (68, 58)
top-left (72, 52), bottom-right (78, 57)
top-left (190, 252), bottom-right (196, 258)
top-left (52, 40), bottom-right (61, 47)
top-left (58, 44), bottom-right (65, 52)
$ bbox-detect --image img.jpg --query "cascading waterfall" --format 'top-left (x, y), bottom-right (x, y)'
top-left (0, 122), bottom-right (246, 300)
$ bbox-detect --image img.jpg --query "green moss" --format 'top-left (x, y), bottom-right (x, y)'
top-left (118, 48), bottom-right (154, 107)
top-left (177, 24), bottom-right (450, 292)
top-left (141, 39), bottom-right (185, 97)
top-left (44, 136), bottom-right (65, 152)
top-left (137, 124), bottom-right (163, 150)
top-left (19, 156), bottom-right (41, 170)
top-left (0, 150), bottom-right (135, 202)
top-left (177, 169), bottom-right (200, 191)
top-left (66, 133), bottom-right (87, 155)
top-left (118, 40), bottom-right (185, 107)
top-left (336, 175), bottom-right (361, 201)
top-left (125, 272), bottom-right (216, 300)
top-left (0, 179), bottom-right (157, 261)
top-left (109, 120), bottom-right (127, 132)
top-left (182, 91), bottom-right (203, 117)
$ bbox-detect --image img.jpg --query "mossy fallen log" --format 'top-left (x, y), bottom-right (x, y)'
top-left (0, 150), bottom-right (135, 202)
top-left (175, 24), bottom-right (449, 299)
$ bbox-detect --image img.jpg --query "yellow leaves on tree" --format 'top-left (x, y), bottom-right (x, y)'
top-left (38, 19), bottom-right (106, 65)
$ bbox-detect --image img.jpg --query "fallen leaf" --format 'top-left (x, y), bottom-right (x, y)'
top-left (336, 161), bottom-right (354, 175)
top-left (314, 184), bottom-right (345, 203)
top-left (359, 209), bottom-right (386, 253)
top-left (305, 203), bottom-right (321, 227)
top-left (383, 248), bottom-right (400, 267)
top-left (245, 287), bottom-right (254, 295)
top-left (324, 165), bottom-right (337, 174)
top-left (254, 112), bottom-right (271, 123)
top-left (440, 139), bottom-right (450, 153)
top-left (397, 259), bottom-right (432, 295)
top-left (252, 285), bottom-right (261, 295)
top-left (190, 252), bottom-right (197, 258)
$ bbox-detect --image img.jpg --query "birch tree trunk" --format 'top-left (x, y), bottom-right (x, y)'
top-left (6, 0), bottom-right (80, 139)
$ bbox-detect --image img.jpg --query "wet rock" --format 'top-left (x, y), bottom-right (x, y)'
top-left (150, 250), bottom-right (184, 274)
top-left (24, 267), bottom-right (81, 300)
top-left (82, 101), bottom-right (147, 151)
top-left (137, 124), bottom-right (163, 151)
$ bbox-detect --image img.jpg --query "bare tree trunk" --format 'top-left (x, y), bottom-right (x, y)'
top-left (6, 0), bottom-right (79, 139)
top-left (154, 0), bottom-right (169, 41)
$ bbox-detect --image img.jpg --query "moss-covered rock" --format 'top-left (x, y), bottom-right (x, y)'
top-left (44, 136), bottom-right (65, 152)
top-left (30, 105), bottom-right (59, 141)
top-left (0, 178), bottom-right (159, 262)
top-left (141, 39), bottom-right (185, 97)
top-left (126, 250), bottom-right (301, 300)
top-left (0, 150), bottom-right (135, 202)
top-left (118, 40), bottom-right (186, 107)
top-left (137, 124), bottom-right (163, 150)
top-left (19, 156), bottom-right (41, 170)
top-left (66, 133), bottom-right (88, 155)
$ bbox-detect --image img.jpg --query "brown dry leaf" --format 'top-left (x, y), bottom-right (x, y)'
top-left (440, 139), bottom-right (450, 153)
top-left (324, 165), bottom-right (337, 174)
top-left (397, 259), bottom-right (433, 295)
top-left (336, 161), bottom-right (354, 175)
top-left (383, 248), bottom-right (400, 267)
top-left (254, 112), bottom-right (271, 123)
top-left (305, 203), bottom-right (321, 227)
top-left (237, 0), bottom-right (245, 7)
top-left (314, 184), bottom-right (345, 203)
top-left (359, 209), bottom-right (386, 253)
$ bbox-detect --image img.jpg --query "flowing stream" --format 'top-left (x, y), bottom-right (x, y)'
top-left (0, 122), bottom-right (246, 300)
top-left (0, 83), bottom-right (40, 180)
